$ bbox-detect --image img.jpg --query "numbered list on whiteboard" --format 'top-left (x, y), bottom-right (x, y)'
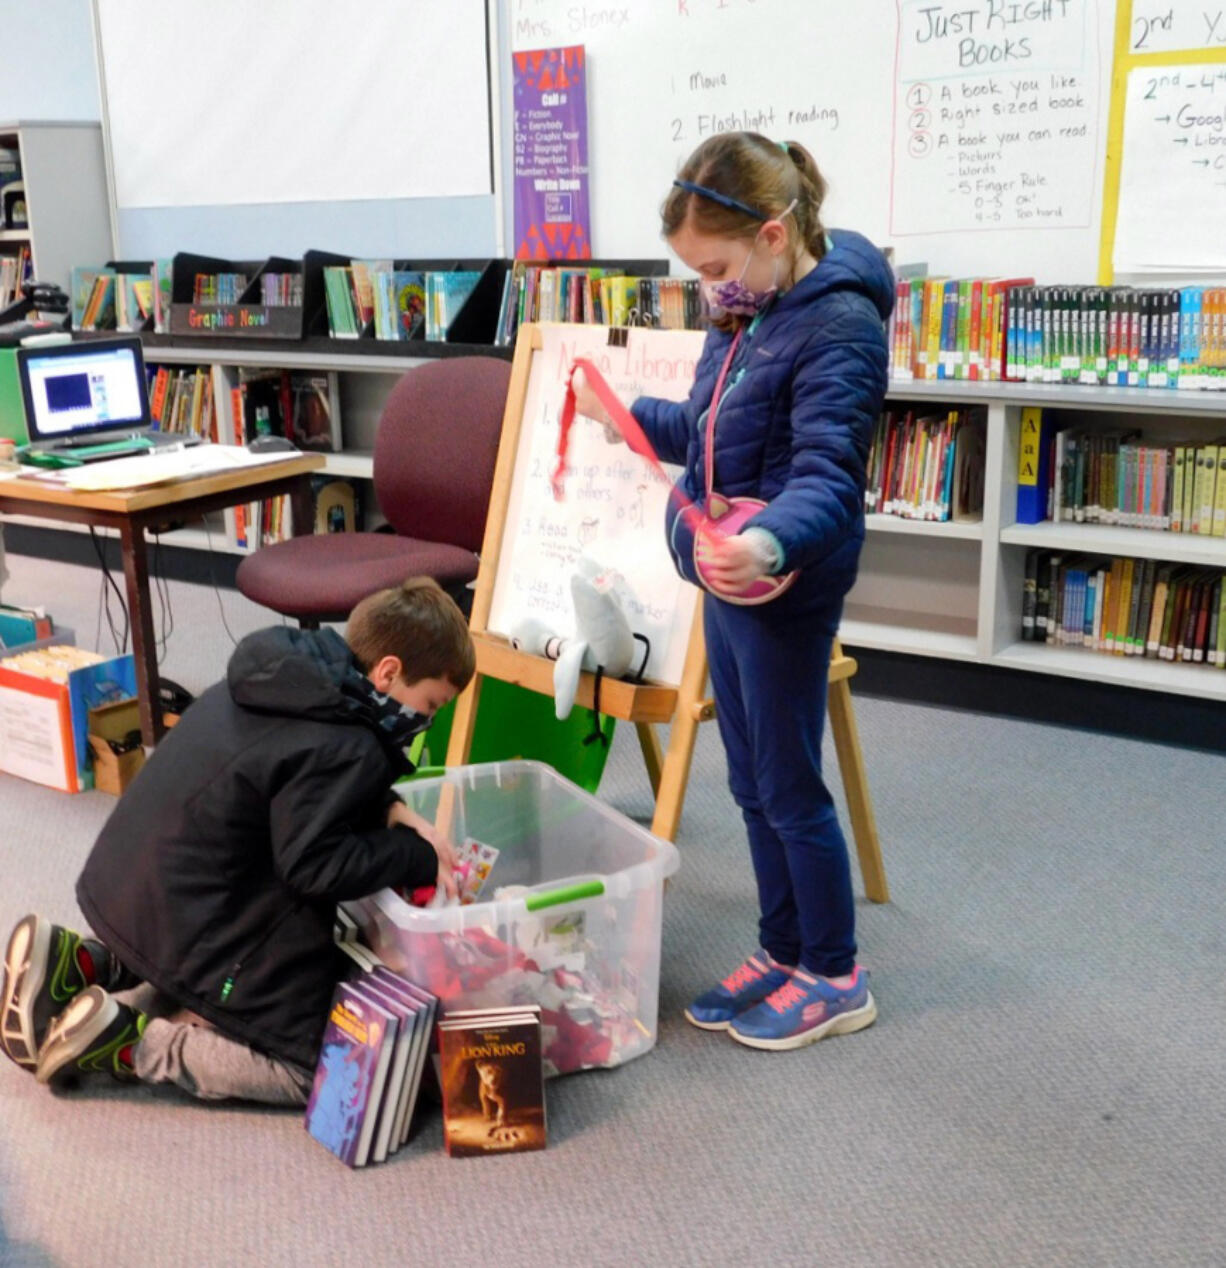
top-left (891, 0), bottom-right (1102, 236)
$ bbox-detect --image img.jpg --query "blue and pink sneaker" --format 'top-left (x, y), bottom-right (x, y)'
top-left (729, 964), bottom-right (877, 1051)
top-left (684, 950), bottom-right (795, 1031)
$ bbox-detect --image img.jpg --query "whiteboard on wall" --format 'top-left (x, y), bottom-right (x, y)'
top-left (1113, 63), bottom-right (1226, 273)
top-left (488, 324), bottom-right (702, 688)
top-left (96, 0), bottom-right (494, 209)
top-left (510, 0), bottom-right (1116, 282)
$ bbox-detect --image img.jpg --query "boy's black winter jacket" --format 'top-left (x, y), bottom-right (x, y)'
top-left (77, 627), bottom-right (437, 1072)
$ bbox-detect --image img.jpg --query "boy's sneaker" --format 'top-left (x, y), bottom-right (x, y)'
top-left (729, 965), bottom-right (877, 1051)
top-left (684, 950), bottom-right (795, 1031)
top-left (2, 914), bottom-right (117, 1071)
top-left (35, 987), bottom-right (147, 1087)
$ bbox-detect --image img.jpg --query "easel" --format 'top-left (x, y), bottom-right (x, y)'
top-left (445, 325), bottom-right (889, 903)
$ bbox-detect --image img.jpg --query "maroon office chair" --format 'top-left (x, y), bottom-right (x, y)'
top-left (236, 356), bottom-right (510, 625)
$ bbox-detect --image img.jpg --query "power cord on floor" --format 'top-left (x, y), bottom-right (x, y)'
top-left (150, 530), bottom-right (175, 663)
top-left (202, 518), bottom-right (240, 647)
top-left (88, 527), bottom-right (129, 655)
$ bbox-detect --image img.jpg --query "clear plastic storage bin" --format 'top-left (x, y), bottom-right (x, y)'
top-left (354, 761), bottom-right (680, 1076)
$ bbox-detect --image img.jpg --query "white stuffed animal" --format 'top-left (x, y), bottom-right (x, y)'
top-left (511, 556), bottom-right (637, 720)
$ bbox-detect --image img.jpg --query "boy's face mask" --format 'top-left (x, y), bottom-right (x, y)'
top-left (701, 199), bottom-right (798, 318)
top-left (396, 704), bottom-right (433, 738)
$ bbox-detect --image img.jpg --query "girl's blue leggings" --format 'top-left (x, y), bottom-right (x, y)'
top-left (703, 595), bottom-right (857, 978)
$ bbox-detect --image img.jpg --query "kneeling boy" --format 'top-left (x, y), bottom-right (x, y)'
top-left (1, 577), bottom-right (471, 1105)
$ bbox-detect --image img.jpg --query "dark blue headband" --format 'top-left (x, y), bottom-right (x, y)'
top-left (672, 179), bottom-right (768, 221)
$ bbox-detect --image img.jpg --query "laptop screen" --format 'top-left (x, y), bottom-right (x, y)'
top-left (17, 337), bottom-right (151, 444)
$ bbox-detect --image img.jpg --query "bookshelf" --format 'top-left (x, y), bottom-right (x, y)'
top-left (0, 122), bottom-right (113, 299)
top-left (10, 320), bottom-right (1226, 699)
top-left (850, 378), bottom-right (1226, 701)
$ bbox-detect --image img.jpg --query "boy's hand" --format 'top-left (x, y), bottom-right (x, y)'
top-left (422, 825), bottom-right (459, 902)
top-left (388, 801), bottom-right (459, 900)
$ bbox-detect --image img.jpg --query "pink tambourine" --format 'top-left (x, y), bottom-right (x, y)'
top-left (693, 492), bottom-right (797, 606)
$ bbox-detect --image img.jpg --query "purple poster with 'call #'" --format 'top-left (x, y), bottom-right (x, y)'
top-left (513, 45), bottom-right (592, 260)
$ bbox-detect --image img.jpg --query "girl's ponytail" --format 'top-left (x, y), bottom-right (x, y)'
top-left (781, 140), bottom-right (828, 261)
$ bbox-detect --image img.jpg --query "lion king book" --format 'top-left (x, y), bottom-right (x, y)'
top-left (437, 1010), bottom-right (546, 1157)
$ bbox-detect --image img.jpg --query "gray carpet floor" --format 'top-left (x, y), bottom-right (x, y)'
top-left (1, 551), bottom-right (1224, 1268)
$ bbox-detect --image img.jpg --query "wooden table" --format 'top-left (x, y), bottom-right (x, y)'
top-left (0, 453), bottom-right (324, 746)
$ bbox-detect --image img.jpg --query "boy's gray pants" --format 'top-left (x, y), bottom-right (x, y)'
top-left (118, 984), bottom-right (313, 1106)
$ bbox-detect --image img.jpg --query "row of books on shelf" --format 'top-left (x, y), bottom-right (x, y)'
top-left (219, 478), bottom-right (363, 553)
top-left (1018, 409), bottom-right (1226, 536)
top-left (68, 252), bottom-right (693, 345)
top-left (73, 264), bottom-right (167, 333)
top-left (322, 262), bottom-right (480, 341)
top-left (864, 407), bottom-right (986, 523)
top-left (1023, 551), bottom-right (1226, 668)
top-left (192, 272), bottom-right (249, 305)
top-left (0, 246), bottom-right (32, 311)
top-left (494, 264), bottom-right (703, 345)
top-left (140, 362), bottom-right (347, 551)
top-left (307, 911), bottom-right (545, 1167)
top-left (145, 364), bottom-right (341, 451)
top-left (889, 276), bottom-right (1226, 390)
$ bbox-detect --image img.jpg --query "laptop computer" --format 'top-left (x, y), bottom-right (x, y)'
top-left (15, 336), bottom-right (196, 462)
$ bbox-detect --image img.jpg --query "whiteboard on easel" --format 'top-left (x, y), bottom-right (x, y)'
top-left (487, 324), bottom-right (704, 687)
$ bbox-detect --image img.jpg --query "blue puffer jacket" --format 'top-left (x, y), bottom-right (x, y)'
top-left (632, 228), bottom-right (894, 623)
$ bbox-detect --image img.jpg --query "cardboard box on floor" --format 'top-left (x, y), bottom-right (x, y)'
top-left (0, 638), bottom-right (137, 792)
top-left (87, 697), bottom-right (144, 796)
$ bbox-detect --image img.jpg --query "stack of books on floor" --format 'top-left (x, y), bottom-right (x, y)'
top-left (1023, 551), bottom-right (1226, 667)
top-left (304, 917), bottom-right (440, 1169)
top-left (864, 407), bottom-right (986, 523)
top-left (495, 264), bottom-right (703, 346)
top-left (890, 276), bottom-right (1226, 390)
top-left (307, 909), bottom-right (549, 1165)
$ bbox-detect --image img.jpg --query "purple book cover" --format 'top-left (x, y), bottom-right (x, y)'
top-left (304, 981), bottom-right (393, 1167)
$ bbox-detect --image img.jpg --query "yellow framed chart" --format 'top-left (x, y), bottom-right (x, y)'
top-left (1100, 1), bottom-right (1226, 279)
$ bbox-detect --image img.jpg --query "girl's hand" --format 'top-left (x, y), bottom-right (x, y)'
top-left (571, 367), bottom-right (610, 424)
top-left (572, 367), bottom-right (622, 444)
top-left (704, 534), bottom-right (770, 591)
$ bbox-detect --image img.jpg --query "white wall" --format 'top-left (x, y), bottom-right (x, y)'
top-left (0, 0), bottom-right (99, 123)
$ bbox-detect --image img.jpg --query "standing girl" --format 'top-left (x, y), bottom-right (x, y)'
top-left (572, 132), bottom-right (894, 1050)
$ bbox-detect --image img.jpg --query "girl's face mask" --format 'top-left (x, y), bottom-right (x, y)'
top-left (700, 199), bottom-right (798, 318)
